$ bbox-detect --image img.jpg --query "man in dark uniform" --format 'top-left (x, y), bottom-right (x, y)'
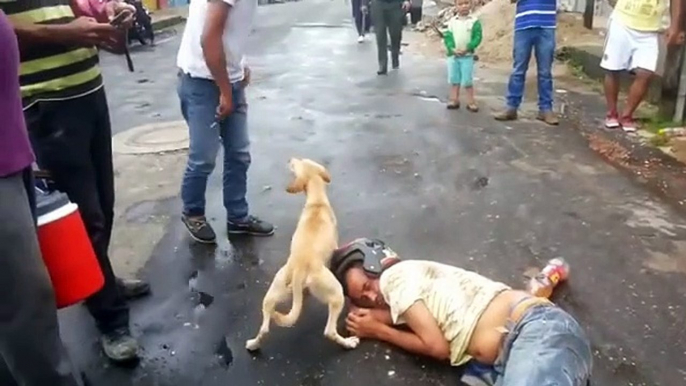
top-left (372, 0), bottom-right (410, 74)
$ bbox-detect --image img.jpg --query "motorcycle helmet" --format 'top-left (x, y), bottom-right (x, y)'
top-left (331, 238), bottom-right (400, 293)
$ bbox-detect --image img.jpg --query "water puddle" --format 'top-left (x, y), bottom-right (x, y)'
top-left (215, 336), bottom-right (234, 368)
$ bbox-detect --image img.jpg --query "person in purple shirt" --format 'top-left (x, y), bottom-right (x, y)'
top-left (0, 10), bottom-right (82, 386)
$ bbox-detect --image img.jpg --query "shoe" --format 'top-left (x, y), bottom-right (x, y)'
top-left (447, 101), bottom-right (460, 110)
top-left (182, 215), bottom-right (217, 244)
top-left (227, 215), bottom-right (275, 236)
top-left (377, 67), bottom-right (388, 75)
top-left (467, 103), bottom-right (479, 113)
top-left (392, 56), bottom-right (399, 70)
top-left (117, 278), bottom-right (151, 300)
top-left (357, 35), bottom-right (364, 43)
top-left (619, 116), bottom-right (637, 132)
top-left (536, 110), bottom-right (559, 126)
top-left (493, 109), bottom-right (518, 121)
top-left (101, 328), bottom-right (139, 363)
top-left (604, 112), bottom-right (620, 129)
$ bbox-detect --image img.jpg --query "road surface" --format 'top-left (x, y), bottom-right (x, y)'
top-left (42, 1), bottom-right (686, 385)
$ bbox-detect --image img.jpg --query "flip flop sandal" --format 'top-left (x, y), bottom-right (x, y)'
top-left (447, 102), bottom-right (460, 110)
top-left (467, 104), bottom-right (479, 112)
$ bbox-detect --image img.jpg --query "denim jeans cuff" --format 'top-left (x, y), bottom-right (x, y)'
top-left (183, 209), bottom-right (205, 217)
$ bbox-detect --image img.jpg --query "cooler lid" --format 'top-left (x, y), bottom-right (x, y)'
top-left (36, 189), bottom-right (71, 218)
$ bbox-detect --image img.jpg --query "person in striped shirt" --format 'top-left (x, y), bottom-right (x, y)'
top-left (1, 0), bottom-right (151, 363)
top-left (493, 0), bottom-right (559, 126)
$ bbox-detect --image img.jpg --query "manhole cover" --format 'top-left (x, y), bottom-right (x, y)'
top-left (113, 120), bottom-right (189, 155)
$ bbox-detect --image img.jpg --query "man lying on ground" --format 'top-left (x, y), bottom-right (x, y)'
top-left (330, 238), bottom-right (592, 386)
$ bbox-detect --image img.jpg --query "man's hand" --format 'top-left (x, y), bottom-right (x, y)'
top-left (402, 1), bottom-right (411, 12)
top-left (346, 309), bottom-right (383, 339)
top-left (454, 49), bottom-right (466, 56)
top-left (665, 27), bottom-right (685, 46)
top-left (64, 17), bottom-right (117, 46)
top-left (105, 1), bottom-right (136, 29)
top-left (241, 66), bottom-right (251, 88)
top-left (217, 91), bottom-right (233, 120)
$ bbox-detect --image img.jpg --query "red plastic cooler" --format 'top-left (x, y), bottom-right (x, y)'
top-left (36, 191), bottom-right (104, 309)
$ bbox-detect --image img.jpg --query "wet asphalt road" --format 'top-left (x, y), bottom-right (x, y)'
top-left (51, 1), bottom-right (686, 385)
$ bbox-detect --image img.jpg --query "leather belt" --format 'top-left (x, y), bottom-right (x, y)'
top-left (508, 297), bottom-right (554, 325)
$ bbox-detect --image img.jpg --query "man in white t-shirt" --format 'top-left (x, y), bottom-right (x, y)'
top-left (330, 238), bottom-right (592, 385)
top-left (601, 0), bottom-right (683, 132)
top-left (176, 0), bottom-right (274, 244)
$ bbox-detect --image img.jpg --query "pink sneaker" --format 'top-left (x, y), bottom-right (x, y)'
top-left (604, 113), bottom-right (620, 129)
top-left (619, 117), bottom-right (638, 133)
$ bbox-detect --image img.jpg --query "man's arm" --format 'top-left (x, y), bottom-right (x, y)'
top-left (202, 0), bottom-right (233, 106)
top-left (671, 0), bottom-right (683, 29)
top-left (11, 17), bottom-right (113, 47)
top-left (374, 301), bottom-right (451, 361)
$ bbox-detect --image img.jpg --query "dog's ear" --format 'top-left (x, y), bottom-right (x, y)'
top-left (319, 168), bottom-right (331, 183)
top-left (286, 176), bottom-right (306, 194)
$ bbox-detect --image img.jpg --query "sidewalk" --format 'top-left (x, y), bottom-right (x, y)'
top-left (150, 5), bottom-right (188, 31)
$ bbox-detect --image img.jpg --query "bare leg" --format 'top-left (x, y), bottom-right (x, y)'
top-left (450, 85), bottom-right (460, 104)
top-left (621, 69), bottom-right (654, 119)
top-left (466, 86), bottom-right (478, 111)
top-left (604, 71), bottom-right (621, 116)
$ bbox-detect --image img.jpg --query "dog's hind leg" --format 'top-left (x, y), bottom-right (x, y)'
top-left (246, 266), bottom-right (289, 351)
top-left (310, 269), bottom-right (360, 349)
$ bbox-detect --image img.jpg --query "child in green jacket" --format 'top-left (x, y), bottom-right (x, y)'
top-left (445, 0), bottom-right (482, 111)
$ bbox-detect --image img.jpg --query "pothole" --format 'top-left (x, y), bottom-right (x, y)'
top-left (112, 120), bottom-right (189, 155)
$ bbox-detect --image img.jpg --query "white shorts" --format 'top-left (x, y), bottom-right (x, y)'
top-left (600, 16), bottom-right (660, 73)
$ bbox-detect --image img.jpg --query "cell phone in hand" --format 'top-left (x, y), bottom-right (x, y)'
top-left (110, 11), bottom-right (128, 27)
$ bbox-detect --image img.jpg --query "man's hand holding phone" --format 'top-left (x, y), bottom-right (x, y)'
top-left (106, 1), bottom-right (135, 29)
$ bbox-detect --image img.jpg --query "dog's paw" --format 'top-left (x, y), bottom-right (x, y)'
top-left (341, 336), bottom-right (360, 349)
top-left (245, 339), bottom-right (261, 352)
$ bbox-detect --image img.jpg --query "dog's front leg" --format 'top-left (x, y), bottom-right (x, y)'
top-left (311, 269), bottom-right (360, 349)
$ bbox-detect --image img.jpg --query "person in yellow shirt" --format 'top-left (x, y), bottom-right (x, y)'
top-left (601, 0), bottom-right (683, 132)
top-left (331, 238), bottom-right (592, 386)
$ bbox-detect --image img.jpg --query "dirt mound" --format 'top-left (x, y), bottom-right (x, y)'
top-left (417, 1), bottom-right (606, 63)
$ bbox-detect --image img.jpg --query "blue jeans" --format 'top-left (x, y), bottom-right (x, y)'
top-left (493, 305), bottom-right (592, 386)
top-left (506, 27), bottom-right (555, 112)
top-left (177, 73), bottom-right (251, 222)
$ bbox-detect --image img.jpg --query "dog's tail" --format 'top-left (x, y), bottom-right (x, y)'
top-left (272, 268), bottom-right (307, 327)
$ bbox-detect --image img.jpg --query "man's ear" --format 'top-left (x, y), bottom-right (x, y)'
top-left (319, 168), bottom-right (331, 183)
top-left (286, 176), bottom-right (306, 193)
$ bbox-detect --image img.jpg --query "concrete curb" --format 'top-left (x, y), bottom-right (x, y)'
top-left (151, 15), bottom-right (186, 31)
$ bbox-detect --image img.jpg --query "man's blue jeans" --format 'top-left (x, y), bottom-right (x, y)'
top-left (494, 305), bottom-right (592, 386)
top-left (506, 27), bottom-right (556, 112)
top-left (177, 73), bottom-right (250, 222)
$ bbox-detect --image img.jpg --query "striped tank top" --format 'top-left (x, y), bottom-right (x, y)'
top-left (0, 0), bottom-right (103, 109)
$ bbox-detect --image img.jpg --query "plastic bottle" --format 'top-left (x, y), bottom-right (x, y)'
top-left (527, 258), bottom-right (570, 299)
top-left (443, 30), bottom-right (456, 57)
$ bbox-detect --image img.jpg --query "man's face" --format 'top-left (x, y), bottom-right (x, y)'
top-left (345, 267), bottom-right (386, 309)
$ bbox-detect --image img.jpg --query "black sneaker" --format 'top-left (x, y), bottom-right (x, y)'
top-left (392, 57), bottom-right (399, 70)
top-left (116, 278), bottom-right (151, 300)
top-left (227, 215), bottom-right (274, 236)
top-left (101, 328), bottom-right (139, 363)
top-left (182, 215), bottom-right (217, 244)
